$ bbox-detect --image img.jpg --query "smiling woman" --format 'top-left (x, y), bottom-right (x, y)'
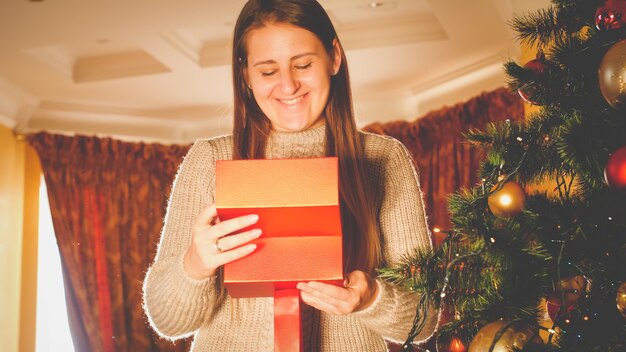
top-left (143, 0), bottom-right (438, 351)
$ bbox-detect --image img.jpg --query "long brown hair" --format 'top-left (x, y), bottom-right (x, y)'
top-left (231, 0), bottom-right (381, 274)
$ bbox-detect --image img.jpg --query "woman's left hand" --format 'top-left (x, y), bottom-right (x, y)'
top-left (296, 270), bottom-right (379, 315)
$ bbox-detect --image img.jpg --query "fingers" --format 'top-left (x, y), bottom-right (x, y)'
top-left (213, 242), bottom-right (258, 268)
top-left (185, 204), bottom-right (261, 279)
top-left (210, 214), bottom-right (259, 240)
top-left (297, 282), bottom-right (355, 315)
top-left (296, 270), bottom-right (378, 315)
top-left (300, 291), bottom-right (344, 315)
top-left (300, 281), bottom-right (350, 301)
top-left (217, 228), bottom-right (262, 252)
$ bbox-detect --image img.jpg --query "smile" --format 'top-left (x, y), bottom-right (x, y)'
top-left (278, 94), bottom-right (307, 106)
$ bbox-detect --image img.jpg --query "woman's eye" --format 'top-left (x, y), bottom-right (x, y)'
top-left (261, 71), bottom-right (276, 77)
top-left (295, 63), bottom-right (312, 70)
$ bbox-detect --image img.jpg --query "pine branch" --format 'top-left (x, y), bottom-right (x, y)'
top-left (512, 7), bottom-right (562, 47)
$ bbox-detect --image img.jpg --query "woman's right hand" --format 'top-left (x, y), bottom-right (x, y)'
top-left (183, 203), bottom-right (261, 280)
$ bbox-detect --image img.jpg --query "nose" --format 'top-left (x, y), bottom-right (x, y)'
top-left (280, 69), bottom-right (299, 95)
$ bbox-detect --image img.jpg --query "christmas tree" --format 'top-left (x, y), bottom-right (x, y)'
top-left (380, 1), bottom-right (626, 351)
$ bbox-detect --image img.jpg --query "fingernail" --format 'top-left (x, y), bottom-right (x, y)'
top-left (247, 244), bottom-right (257, 252)
top-left (248, 214), bottom-right (259, 223)
top-left (251, 229), bottom-right (262, 237)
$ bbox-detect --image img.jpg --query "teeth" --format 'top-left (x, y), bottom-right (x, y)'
top-left (281, 96), bottom-right (303, 105)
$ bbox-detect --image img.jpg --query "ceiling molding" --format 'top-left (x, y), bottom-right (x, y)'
top-left (141, 35), bottom-right (204, 72)
top-left (22, 100), bottom-right (230, 143)
top-left (22, 46), bottom-right (74, 78)
top-left (73, 50), bottom-right (171, 83)
top-left (336, 14), bottom-right (447, 50)
top-left (199, 39), bottom-right (231, 68)
top-left (0, 113), bottom-right (17, 129)
top-left (413, 61), bottom-right (507, 116)
top-left (0, 78), bottom-right (39, 130)
top-left (410, 50), bottom-right (512, 95)
top-left (160, 29), bottom-right (203, 66)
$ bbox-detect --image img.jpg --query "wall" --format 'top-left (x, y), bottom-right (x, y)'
top-left (0, 124), bottom-right (40, 352)
top-left (0, 125), bottom-right (25, 352)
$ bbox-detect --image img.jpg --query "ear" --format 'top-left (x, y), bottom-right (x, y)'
top-left (331, 38), bottom-right (342, 75)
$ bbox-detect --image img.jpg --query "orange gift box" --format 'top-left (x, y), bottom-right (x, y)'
top-left (215, 157), bottom-right (343, 298)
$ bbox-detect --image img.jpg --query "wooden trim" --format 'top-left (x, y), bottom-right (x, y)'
top-left (18, 143), bottom-right (41, 352)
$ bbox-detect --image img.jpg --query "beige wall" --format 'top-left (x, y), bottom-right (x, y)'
top-left (0, 124), bottom-right (40, 352)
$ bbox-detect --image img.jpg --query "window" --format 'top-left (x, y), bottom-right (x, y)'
top-left (36, 176), bottom-right (75, 352)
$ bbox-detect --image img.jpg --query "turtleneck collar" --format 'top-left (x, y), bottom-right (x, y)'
top-left (266, 124), bottom-right (327, 159)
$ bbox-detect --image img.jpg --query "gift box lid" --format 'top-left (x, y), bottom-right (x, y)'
top-left (216, 157), bottom-right (339, 208)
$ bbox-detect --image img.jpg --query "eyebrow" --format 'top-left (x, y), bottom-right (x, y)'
top-left (252, 52), bottom-right (317, 67)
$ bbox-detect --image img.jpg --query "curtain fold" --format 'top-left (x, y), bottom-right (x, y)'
top-left (28, 86), bottom-right (523, 352)
top-left (363, 87), bottom-right (525, 244)
top-left (28, 133), bottom-right (191, 352)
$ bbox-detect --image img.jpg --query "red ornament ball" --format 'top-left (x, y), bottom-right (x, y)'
top-left (436, 334), bottom-right (467, 352)
top-left (596, 0), bottom-right (626, 30)
top-left (546, 294), bottom-right (576, 322)
top-left (546, 294), bottom-right (562, 322)
top-left (518, 49), bottom-right (547, 105)
top-left (604, 146), bottom-right (626, 191)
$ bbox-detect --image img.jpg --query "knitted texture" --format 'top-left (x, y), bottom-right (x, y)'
top-left (143, 125), bottom-right (437, 351)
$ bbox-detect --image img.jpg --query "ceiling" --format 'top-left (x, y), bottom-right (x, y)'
top-left (0, 0), bottom-right (549, 143)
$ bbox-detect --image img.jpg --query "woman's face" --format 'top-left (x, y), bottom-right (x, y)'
top-left (245, 22), bottom-right (341, 132)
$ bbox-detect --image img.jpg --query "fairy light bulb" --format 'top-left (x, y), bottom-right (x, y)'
top-left (488, 181), bottom-right (526, 218)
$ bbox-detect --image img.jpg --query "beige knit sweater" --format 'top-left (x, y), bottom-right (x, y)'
top-left (143, 125), bottom-right (438, 351)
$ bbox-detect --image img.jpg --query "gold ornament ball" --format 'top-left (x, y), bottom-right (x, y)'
top-left (488, 181), bottom-right (526, 218)
top-left (598, 39), bottom-right (626, 110)
top-left (468, 320), bottom-right (538, 352)
top-left (618, 282), bottom-right (626, 319)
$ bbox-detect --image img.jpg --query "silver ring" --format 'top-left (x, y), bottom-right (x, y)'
top-left (214, 240), bottom-right (222, 253)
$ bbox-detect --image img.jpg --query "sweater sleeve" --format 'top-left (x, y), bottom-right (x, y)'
top-left (142, 140), bottom-right (218, 339)
top-left (352, 137), bottom-right (439, 344)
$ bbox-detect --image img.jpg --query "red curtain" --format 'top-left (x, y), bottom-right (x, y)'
top-left (28, 133), bottom-right (192, 352)
top-left (363, 87), bottom-right (525, 244)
